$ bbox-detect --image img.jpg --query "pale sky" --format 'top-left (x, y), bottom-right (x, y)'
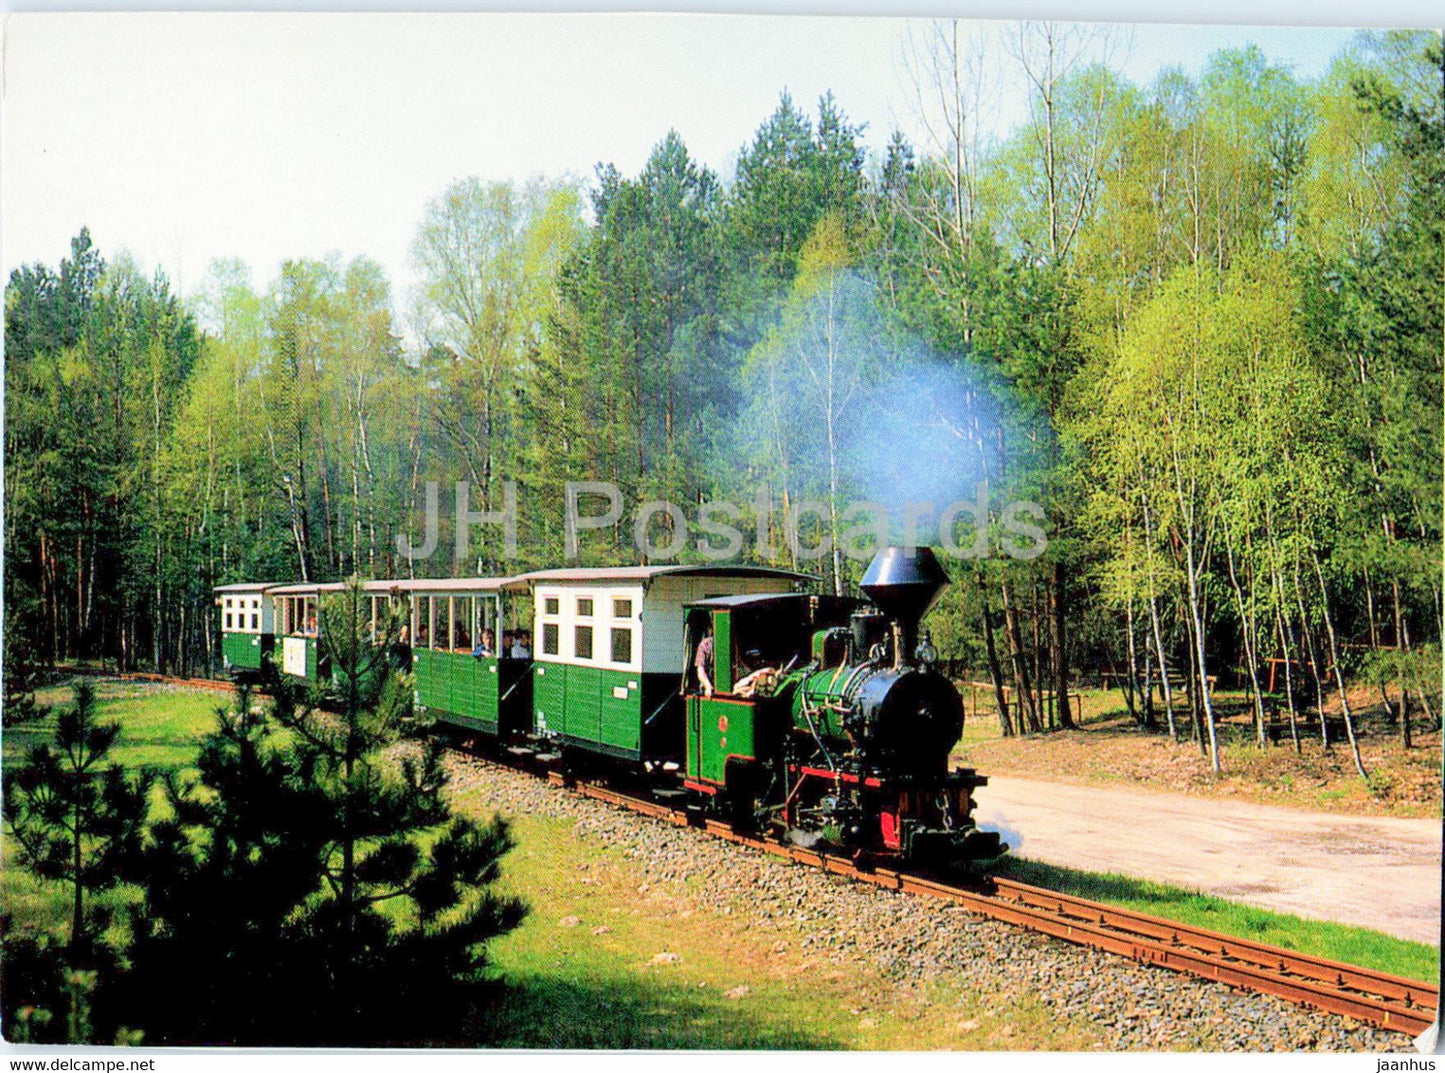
top-left (2, 4), bottom-right (1438, 327)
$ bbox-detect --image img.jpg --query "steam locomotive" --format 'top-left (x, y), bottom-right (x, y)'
top-left (215, 546), bottom-right (1005, 869)
top-left (679, 547), bottom-right (1004, 866)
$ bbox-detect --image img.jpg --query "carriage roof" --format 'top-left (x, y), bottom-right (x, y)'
top-left (500, 564), bottom-right (813, 592)
top-left (238, 578), bottom-right (508, 597)
top-left (364, 577), bottom-right (508, 593)
top-left (263, 581), bottom-right (347, 596)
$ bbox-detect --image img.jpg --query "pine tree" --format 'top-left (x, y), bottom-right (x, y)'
top-left (121, 584), bottom-right (527, 1045)
top-left (2, 680), bottom-right (150, 1041)
top-left (117, 683), bottom-right (335, 1043)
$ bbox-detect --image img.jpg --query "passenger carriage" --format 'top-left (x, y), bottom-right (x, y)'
top-left (267, 581), bottom-right (344, 685)
top-left (503, 565), bottom-right (812, 765)
top-left (215, 582), bottom-right (278, 678)
top-left (395, 577), bottom-right (533, 741)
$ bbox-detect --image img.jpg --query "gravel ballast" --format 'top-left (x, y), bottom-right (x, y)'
top-left (445, 752), bottom-right (1415, 1052)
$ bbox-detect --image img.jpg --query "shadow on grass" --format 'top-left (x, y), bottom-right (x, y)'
top-left (994, 856), bottom-right (1201, 907)
top-left (475, 973), bottom-right (837, 1049)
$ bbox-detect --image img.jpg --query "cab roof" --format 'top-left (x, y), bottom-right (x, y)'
top-left (687, 593), bottom-right (862, 610)
top-left (687, 592), bottom-right (815, 609)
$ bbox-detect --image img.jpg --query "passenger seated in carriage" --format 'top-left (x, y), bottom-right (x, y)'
top-left (510, 630), bottom-right (531, 659)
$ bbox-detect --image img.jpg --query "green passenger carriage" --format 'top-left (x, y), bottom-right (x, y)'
top-left (400, 577), bottom-right (532, 740)
top-left (507, 565), bottom-right (811, 763)
top-left (267, 582), bottom-right (342, 686)
top-left (215, 582), bottom-right (276, 676)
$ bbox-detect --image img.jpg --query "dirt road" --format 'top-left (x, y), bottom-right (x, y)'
top-left (975, 775), bottom-right (1442, 945)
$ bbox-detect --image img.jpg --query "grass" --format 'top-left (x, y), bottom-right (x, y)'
top-left (4, 677), bottom-right (1438, 1046)
top-left (12, 680), bottom-right (229, 773)
top-left (454, 801), bottom-right (1084, 1049)
top-left (994, 857), bottom-right (1440, 983)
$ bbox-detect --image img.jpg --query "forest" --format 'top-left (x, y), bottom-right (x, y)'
top-left (4, 25), bottom-right (1442, 775)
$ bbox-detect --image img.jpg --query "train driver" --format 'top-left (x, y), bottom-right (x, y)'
top-left (695, 625), bottom-right (715, 697)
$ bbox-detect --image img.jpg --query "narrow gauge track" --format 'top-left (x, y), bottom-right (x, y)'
top-left (60, 667), bottom-right (1440, 1037)
top-left (536, 767), bottom-right (1437, 1038)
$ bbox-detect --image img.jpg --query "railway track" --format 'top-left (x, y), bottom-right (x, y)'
top-left (55, 667), bottom-right (1442, 1037)
top-left (551, 771), bottom-right (1438, 1038)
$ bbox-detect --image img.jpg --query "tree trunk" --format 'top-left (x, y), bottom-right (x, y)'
top-left (1140, 622), bottom-right (1157, 729)
top-left (978, 576), bottom-right (1012, 737)
top-left (1001, 580), bottom-right (1039, 732)
top-left (1291, 557), bottom-right (1330, 751)
top-left (1312, 553), bottom-right (1368, 780)
top-left (1147, 592), bottom-right (1176, 741)
top-left (1222, 531), bottom-right (1266, 748)
top-left (1123, 598), bottom-right (1139, 724)
top-left (1273, 605), bottom-right (1302, 755)
top-left (1053, 561), bottom-right (1075, 728)
top-left (1184, 548), bottom-right (1219, 772)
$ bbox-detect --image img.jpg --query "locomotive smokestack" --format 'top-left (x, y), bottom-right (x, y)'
top-left (860, 546), bottom-right (950, 667)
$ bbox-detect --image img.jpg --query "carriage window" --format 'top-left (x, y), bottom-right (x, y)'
top-left (250, 613), bottom-right (259, 631)
top-left (544, 596), bottom-right (559, 615)
top-left (542, 623), bottom-right (559, 656)
top-left (225, 612), bottom-right (234, 629)
top-left (610, 627), bottom-right (633, 664)
top-left (613, 598), bottom-right (633, 619)
top-left (438, 597), bottom-right (453, 651)
top-left (454, 596), bottom-right (472, 651)
top-left (576, 597), bottom-right (593, 618)
top-left (574, 625), bottom-right (593, 659)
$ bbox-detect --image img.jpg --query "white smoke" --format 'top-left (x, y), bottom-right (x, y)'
top-left (976, 807), bottom-right (1025, 854)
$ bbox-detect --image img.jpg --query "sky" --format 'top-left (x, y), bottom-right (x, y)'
top-left (2, 4), bottom-right (1438, 329)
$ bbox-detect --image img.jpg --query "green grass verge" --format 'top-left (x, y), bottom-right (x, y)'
top-left (8, 684), bottom-right (228, 773)
top-left (994, 856), bottom-right (1439, 983)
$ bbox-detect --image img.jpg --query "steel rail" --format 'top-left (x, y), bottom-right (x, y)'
top-left (553, 769), bottom-right (1437, 1037)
